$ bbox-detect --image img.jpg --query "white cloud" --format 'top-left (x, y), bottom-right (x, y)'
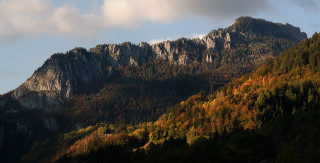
top-left (291, 0), bottom-right (319, 11)
top-left (0, 0), bottom-right (315, 41)
top-left (193, 34), bottom-right (206, 39)
top-left (0, 0), bottom-right (103, 40)
top-left (149, 33), bottom-right (206, 45)
top-left (149, 38), bottom-right (174, 45)
top-left (100, 0), bottom-right (177, 28)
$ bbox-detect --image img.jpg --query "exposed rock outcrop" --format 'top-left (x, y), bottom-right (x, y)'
top-left (206, 55), bottom-right (213, 63)
top-left (11, 47), bottom-right (110, 112)
top-left (178, 54), bottom-right (188, 65)
top-left (129, 57), bottom-right (139, 67)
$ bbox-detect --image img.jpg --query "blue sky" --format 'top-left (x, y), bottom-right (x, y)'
top-left (0, 0), bottom-right (319, 94)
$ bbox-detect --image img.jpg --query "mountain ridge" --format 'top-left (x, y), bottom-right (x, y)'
top-left (1, 16), bottom-right (307, 112)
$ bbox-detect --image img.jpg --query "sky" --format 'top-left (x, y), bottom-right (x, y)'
top-left (0, 0), bottom-right (320, 94)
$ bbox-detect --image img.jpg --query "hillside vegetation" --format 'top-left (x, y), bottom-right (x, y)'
top-left (22, 33), bottom-right (320, 163)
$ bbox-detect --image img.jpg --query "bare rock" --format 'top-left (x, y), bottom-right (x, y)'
top-left (129, 57), bottom-right (139, 67)
top-left (203, 36), bottom-right (216, 49)
top-left (224, 33), bottom-right (231, 50)
top-left (178, 54), bottom-right (188, 65)
top-left (206, 55), bottom-right (213, 63)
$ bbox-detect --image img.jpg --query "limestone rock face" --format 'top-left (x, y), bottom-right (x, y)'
top-left (178, 54), bottom-right (188, 65)
top-left (201, 30), bottom-right (234, 51)
top-left (151, 38), bottom-right (202, 64)
top-left (206, 55), bottom-right (213, 63)
top-left (224, 33), bottom-right (231, 50)
top-left (203, 36), bottom-right (216, 49)
top-left (11, 47), bottom-right (110, 112)
top-left (129, 57), bottom-right (139, 67)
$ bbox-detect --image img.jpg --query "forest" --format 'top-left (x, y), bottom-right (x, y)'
top-left (20, 33), bottom-right (320, 163)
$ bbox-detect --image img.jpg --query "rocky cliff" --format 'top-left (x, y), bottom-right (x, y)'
top-left (1, 16), bottom-right (307, 112)
top-left (11, 47), bottom-right (110, 111)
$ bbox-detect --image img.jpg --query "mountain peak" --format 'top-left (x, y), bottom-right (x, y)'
top-left (231, 16), bottom-right (256, 26)
top-left (231, 16), bottom-right (285, 27)
top-left (228, 16), bottom-right (307, 39)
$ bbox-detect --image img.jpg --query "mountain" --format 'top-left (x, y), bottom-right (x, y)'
top-left (1, 17), bottom-right (306, 112)
top-left (0, 16), bottom-right (307, 124)
top-left (0, 17), bottom-right (308, 162)
top-left (26, 33), bottom-right (320, 163)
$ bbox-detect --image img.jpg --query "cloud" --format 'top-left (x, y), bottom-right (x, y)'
top-left (149, 38), bottom-right (174, 45)
top-left (149, 33), bottom-right (206, 45)
top-left (0, 0), bottom-right (103, 41)
top-left (99, 0), bottom-right (273, 27)
top-left (290, 0), bottom-right (319, 11)
top-left (0, 0), bottom-right (275, 41)
top-left (193, 34), bottom-right (206, 39)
